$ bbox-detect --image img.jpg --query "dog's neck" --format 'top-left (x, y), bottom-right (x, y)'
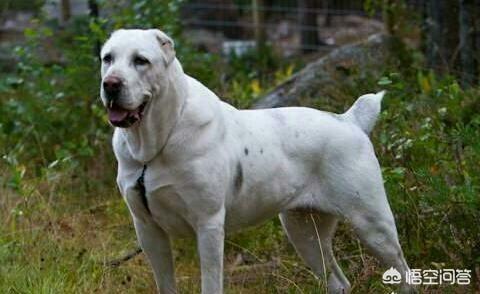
top-left (120, 59), bottom-right (188, 164)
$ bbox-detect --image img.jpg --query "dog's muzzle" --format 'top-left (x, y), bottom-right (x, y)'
top-left (103, 76), bottom-right (146, 128)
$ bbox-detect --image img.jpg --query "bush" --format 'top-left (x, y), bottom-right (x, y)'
top-left (0, 1), bottom-right (189, 181)
top-left (377, 71), bottom-right (480, 270)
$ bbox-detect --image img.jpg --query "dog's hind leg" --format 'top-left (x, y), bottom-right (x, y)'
top-left (322, 151), bottom-right (414, 293)
top-left (346, 203), bottom-right (414, 293)
top-left (279, 211), bottom-right (351, 293)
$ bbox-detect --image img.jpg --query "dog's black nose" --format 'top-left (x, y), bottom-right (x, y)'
top-left (103, 76), bottom-right (122, 97)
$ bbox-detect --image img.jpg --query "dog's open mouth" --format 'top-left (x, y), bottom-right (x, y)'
top-left (107, 102), bottom-right (147, 128)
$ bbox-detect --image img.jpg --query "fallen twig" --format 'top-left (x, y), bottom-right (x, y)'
top-left (105, 247), bottom-right (143, 267)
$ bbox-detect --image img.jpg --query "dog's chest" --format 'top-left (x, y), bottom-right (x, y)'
top-left (117, 162), bottom-right (196, 237)
top-left (145, 186), bottom-right (196, 237)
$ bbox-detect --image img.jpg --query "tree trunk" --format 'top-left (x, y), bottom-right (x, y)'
top-left (424, 0), bottom-right (459, 73)
top-left (88, 0), bottom-right (99, 18)
top-left (459, 0), bottom-right (477, 86)
top-left (60, 0), bottom-right (71, 24)
top-left (88, 0), bottom-right (101, 58)
top-left (425, 0), bottom-right (444, 70)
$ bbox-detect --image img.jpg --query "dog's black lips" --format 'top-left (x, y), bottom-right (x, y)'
top-left (107, 102), bottom-right (147, 128)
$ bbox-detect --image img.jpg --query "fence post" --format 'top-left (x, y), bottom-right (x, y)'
top-left (459, 0), bottom-right (477, 86)
top-left (60, 0), bottom-right (71, 25)
top-left (252, 0), bottom-right (266, 49)
top-left (298, 0), bottom-right (321, 52)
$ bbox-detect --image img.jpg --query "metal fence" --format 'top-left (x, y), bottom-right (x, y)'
top-left (180, 0), bottom-right (375, 55)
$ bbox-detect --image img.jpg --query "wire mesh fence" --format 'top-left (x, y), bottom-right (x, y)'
top-left (180, 0), bottom-right (378, 55)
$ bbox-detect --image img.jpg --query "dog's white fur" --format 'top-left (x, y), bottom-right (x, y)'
top-left (100, 29), bottom-right (413, 293)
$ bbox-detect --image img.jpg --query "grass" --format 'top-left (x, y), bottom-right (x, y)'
top-left (0, 180), bottom-right (397, 293)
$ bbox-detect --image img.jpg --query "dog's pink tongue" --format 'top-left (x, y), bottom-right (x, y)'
top-left (108, 108), bottom-right (129, 123)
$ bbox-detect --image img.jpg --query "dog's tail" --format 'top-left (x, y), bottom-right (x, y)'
top-left (341, 91), bottom-right (385, 135)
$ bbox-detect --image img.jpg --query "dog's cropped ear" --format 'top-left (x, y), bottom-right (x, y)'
top-left (151, 29), bottom-right (176, 66)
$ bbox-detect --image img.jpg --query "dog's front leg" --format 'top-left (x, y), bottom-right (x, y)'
top-left (134, 220), bottom-right (176, 294)
top-left (196, 210), bottom-right (225, 294)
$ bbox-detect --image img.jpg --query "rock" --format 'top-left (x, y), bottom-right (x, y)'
top-left (252, 34), bottom-right (392, 109)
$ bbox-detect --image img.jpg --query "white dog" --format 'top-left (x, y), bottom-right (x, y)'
top-left (100, 29), bottom-right (413, 293)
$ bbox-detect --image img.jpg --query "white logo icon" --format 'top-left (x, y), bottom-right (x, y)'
top-left (383, 267), bottom-right (402, 284)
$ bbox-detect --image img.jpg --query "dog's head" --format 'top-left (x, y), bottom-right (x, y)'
top-left (100, 29), bottom-right (176, 128)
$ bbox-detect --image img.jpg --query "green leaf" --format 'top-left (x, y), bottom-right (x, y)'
top-left (378, 76), bottom-right (393, 86)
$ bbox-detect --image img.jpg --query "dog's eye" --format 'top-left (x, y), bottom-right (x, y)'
top-left (102, 54), bottom-right (112, 64)
top-left (134, 56), bottom-right (150, 66)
